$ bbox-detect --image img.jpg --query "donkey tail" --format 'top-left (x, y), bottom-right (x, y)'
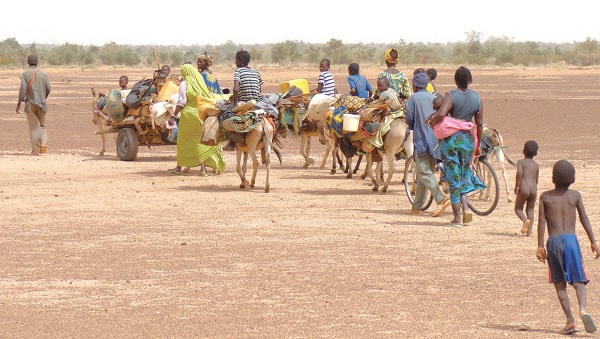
top-left (273, 147), bottom-right (283, 164)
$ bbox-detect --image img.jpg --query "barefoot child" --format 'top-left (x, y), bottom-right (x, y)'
top-left (537, 159), bottom-right (599, 334)
top-left (514, 140), bottom-right (539, 236)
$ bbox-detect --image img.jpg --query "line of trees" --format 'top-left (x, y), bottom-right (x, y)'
top-left (1, 31), bottom-right (599, 68)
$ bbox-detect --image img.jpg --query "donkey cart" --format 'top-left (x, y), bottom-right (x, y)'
top-left (91, 69), bottom-right (179, 161)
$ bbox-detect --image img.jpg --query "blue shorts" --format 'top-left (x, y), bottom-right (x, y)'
top-left (547, 234), bottom-right (589, 285)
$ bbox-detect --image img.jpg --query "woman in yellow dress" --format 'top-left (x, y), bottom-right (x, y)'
top-left (167, 64), bottom-right (226, 176)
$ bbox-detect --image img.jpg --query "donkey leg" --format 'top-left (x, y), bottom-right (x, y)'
top-left (304, 135), bottom-right (314, 167)
top-left (359, 154), bottom-right (369, 180)
top-left (353, 154), bottom-right (362, 174)
top-left (93, 115), bottom-right (107, 156)
top-left (334, 139), bottom-right (345, 172)
top-left (331, 141), bottom-right (339, 175)
top-left (242, 152), bottom-right (249, 176)
top-left (264, 142), bottom-right (271, 193)
top-left (249, 150), bottom-right (259, 189)
top-left (381, 152), bottom-right (395, 193)
top-left (365, 152), bottom-right (379, 192)
top-left (236, 148), bottom-right (248, 189)
top-left (320, 139), bottom-right (331, 169)
top-left (337, 152), bottom-right (345, 172)
top-left (300, 134), bottom-right (310, 168)
top-left (346, 156), bottom-right (353, 179)
top-left (263, 122), bottom-right (274, 192)
top-left (497, 151), bottom-right (513, 202)
top-left (100, 131), bottom-right (107, 156)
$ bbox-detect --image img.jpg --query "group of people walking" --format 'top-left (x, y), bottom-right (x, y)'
top-left (14, 49), bottom-right (599, 335)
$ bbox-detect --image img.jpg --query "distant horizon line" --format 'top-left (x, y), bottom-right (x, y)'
top-left (6, 37), bottom-right (592, 47)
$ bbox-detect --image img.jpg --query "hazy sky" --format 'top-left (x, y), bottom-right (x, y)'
top-left (3, 1), bottom-right (597, 47)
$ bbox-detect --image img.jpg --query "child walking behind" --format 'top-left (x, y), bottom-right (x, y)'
top-left (515, 140), bottom-right (539, 236)
top-left (537, 159), bottom-right (599, 334)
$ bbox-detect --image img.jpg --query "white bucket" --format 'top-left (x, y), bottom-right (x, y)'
top-left (342, 113), bottom-right (360, 132)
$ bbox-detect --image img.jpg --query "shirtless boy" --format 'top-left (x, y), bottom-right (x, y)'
top-left (514, 140), bottom-right (539, 236)
top-left (537, 159), bottom-right (599, 334)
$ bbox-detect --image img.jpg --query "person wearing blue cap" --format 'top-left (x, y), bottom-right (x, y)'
top-left (405, 72), bottom-right (450, 217)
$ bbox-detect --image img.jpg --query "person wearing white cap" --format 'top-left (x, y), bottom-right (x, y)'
top-left (16, 54), bottom-right (51, 155)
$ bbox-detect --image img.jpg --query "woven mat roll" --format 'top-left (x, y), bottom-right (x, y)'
top-left (221, 113), bottom-right (259, 133)
top-left (359, 105), bottom-right (388, 123)
top-left (337, 95), bottom-right (366, 113)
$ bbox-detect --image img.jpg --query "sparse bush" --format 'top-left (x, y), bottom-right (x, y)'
top-left (3, 35), bottom-right (600, 68)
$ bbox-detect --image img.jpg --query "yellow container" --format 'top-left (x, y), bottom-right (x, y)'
top-left (157, 79), bottom-right (180, 102)
top-left (281, 78), bottom-right (310, 95)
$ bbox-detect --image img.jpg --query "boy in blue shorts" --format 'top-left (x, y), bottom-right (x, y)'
top-left (537, 159), bottom-right (600, 334)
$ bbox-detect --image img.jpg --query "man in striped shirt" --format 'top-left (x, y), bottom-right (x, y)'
top-left (233, 50), bottom-right (263, 105)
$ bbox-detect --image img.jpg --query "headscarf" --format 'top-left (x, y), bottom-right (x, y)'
top-left (385, 48), bottom-right (399, 64)
top-left (197, 52), bottom-right (214, 67)
top-left (181, 64), bottom-right (213, 99)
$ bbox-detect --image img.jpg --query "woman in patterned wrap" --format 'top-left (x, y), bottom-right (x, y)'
top-left (197, 52), bottom-right (223, 95)
top-left (376, 48), bottom-right (411, 101)
top-left (167, 64), bottom-right (226, 176)
top-left (427, 66), bottom-right (486, 227)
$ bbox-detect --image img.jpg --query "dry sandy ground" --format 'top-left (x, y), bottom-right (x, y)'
top-left (1, 65), bottom-right (600, 338)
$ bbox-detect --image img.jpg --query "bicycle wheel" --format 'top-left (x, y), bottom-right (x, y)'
top-left (467, 157), bottom-right (500, 216)
top-left (403, 155), bottom-right (433, 210)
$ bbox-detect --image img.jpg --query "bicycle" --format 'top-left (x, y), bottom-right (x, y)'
top-left (403, 148), bottom-right (500, 216)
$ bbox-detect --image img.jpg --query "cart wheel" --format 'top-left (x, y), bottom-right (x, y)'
top-left (116, 128), bottom-right (139, 161)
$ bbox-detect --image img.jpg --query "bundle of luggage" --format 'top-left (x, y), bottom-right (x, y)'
top-left (97, 72), bottom-right (180, 126)
top-left (325, 96), bottom-right (389, 141)
top-left (199, 96), bottom-right (281, 147)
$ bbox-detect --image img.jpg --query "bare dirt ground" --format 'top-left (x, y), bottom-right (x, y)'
top-left (1, 64), bottom-right (600, 338)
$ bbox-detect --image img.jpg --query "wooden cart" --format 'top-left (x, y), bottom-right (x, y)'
top-left (92, 69), bottom-right (179, 161)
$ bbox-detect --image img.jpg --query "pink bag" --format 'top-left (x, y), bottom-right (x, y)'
top-left (433, 116), bottom-right (474, 139)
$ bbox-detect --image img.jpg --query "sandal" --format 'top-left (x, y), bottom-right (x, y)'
top-left (581, 313), bottom-right (597, 333)
top-left (167, 168), bottom-right (182, 176)
top-left (559, 323), bottom-right (579, 334)
top-left (433, 197), bottom-right (451, 217)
